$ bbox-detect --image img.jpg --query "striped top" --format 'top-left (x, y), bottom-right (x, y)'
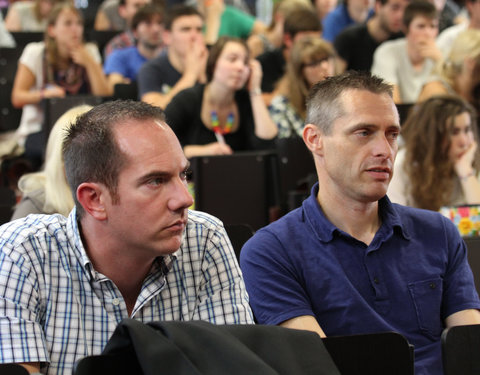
top-left (0, 208), bottom-right (254, 374)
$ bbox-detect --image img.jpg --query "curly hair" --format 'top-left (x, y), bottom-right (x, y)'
top-left (401, 95), bottom-right (479, 211)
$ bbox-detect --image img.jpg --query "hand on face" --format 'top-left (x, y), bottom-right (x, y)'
top-left (416, 39), bottom-right (442, 62)
top-left (70, 44), bottom-right (94, 67)
top-left (455, 140), bottom-right (478, 178)
top-left (185, 37), bottom-right (208, 81)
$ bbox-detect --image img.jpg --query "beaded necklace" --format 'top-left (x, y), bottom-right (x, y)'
top-left (211, 110), bottom-right (234, 135)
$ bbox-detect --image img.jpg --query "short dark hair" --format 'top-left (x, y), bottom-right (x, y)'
top-left (403, 0), bottom-right (438, 29)
top-left (206, 36), bottom-right (249, 82)
top-left (131, 4), bottom-right (164, 31)
top-left (63, 100), bottom-right (166, 218)
top-left (164, 5), bottom-right (202, 31)
top-left (284, 8), bottom-right (322, 39)
top-left (306, 71), bottom-right (393, 134)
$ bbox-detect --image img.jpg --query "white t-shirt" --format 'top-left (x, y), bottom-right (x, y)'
top-left (436, 22), bottom-right (468, 57)
top-left (15, 42), bottom-right (102, 145)
top-left (371, 38), bottom-right (436, 103)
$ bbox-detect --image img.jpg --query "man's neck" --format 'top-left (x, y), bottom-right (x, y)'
top-left (205, 82), bottom-right (235, 106)
top-left (137, 42), bottom-right (162, 60)
top-left (406, 41), bottom-right (425, 67)
top-left (348, 2), bottom-right (368, 23)
top-left (80, 218), bottom-right (154, 316)
top-left (317, 185), bottom-right (381, 246)
top-left (367, 16), bottom-right (391, 42)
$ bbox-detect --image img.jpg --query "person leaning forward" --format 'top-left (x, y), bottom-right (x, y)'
top-left (0, 100), bottom-right (253, 374)
top-left (240, 71), bottom-right (480, 375)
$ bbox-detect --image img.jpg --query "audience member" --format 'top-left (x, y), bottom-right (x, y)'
top-left (269, 35), bottom-right (334, 138)
top-left (138, 5), bottom-right (207, 109)
top-left (437, 0), bottom-right (480, 57)
top-left (322, 0), bottom-right (374, 42)
top-left (199, 0), bottom-right (267, 46)
top-left (247, 0), bottom-right (314, 58)
top-left (104, 4), bottom-right (164, 88)
top-left (11, 3), bottom-right (111, 151)
top-left (165, 36), bottom-right (277, 158)
top-left (334, 0), bottom-right (407, 73)
top-left (434, 0), bottom-right (463, 32)
top-left (102, 0), bottom-right (152, 58)
top-left (240, 71), bottom-right (480, 375)
top-left (0, 12), bottom-right (15, 47)
top-left (311, 0), bottom-right (338, 21)
top-left (372, 0), bottom-right (441, 103)
top-left (11, 105), bottom-right (92, 220)
top-left (388, 95), bottom-right (480, 210)
top-left (5, 0), bottom-right (61, 32)
top-left (419, 29), bottom-right (480, 106)
top-left (95, 0), bottom-right (148, 31)
top-left (257, 6), bottom-right (321, 95)
top-left (0, 100), bottom-right (254, 374)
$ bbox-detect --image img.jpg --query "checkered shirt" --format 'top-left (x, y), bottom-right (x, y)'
top-left (0, 208), bottom-right (253, 374)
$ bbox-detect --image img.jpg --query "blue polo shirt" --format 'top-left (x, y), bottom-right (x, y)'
top-left (104, 46), bottom-right (148, 81)
top-left (240, 183), bottom-right (480, 375)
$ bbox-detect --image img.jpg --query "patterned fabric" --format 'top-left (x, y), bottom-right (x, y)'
top-left (269, 95), bottom-right (304, 138)
top-left (103, 30), bottom-right (136, 59)
top-left (0, 208), bottom-right (253, 374)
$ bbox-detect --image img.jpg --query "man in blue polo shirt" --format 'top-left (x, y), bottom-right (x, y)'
top-left (240, 71), bottom-right (480, 375)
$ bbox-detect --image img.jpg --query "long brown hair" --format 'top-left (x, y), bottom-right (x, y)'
top-left (402, 95), bottom-right (479, 211)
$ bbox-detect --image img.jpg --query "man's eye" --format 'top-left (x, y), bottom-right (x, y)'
top-left (149, 177), bottom-right (164, 186)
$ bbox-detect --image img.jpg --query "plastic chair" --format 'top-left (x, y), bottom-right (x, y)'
top-left (442, 324), bottom-right (480, 375)
top-left (224, 223), bottom-right (254, 261)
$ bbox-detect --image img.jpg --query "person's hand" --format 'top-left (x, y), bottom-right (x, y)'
top-left (43, 84), bottom-right (66, 98)
top-left (417, 39), bottom-right (442, 62)
top-left (203, 141), bottom-right (233, 155)
top-left (247, 59), bottom-right (262, 93)
top-left (185, 37), bottom-right (208, 81)
top-left (455, 141), bottom-right (477, 178)
top-left (70, 44), bottom-right (95, 67)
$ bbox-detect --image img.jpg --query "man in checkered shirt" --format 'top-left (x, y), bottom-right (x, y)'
top-left (0, 100), bottom-right (254, 374)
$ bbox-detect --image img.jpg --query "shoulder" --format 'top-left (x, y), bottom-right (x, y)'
top-left (11, 1), bottom-right (33, 12)
top-left (375, 38), bottom-right (405, 54)
top-left (21, 41), bottom-right (45, 56)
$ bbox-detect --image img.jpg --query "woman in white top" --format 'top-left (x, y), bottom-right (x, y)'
top-left (388, 95), bottom-right (480, 211)
top-left (11, 3), bottom-right (111, 146)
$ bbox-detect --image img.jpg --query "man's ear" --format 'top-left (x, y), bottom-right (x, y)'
top-left (76, 182), bottom-right (108, 221)
top-left (118, 4), bottom-right (128, 20)
top-left (303, 123), bottom-right (324, 156)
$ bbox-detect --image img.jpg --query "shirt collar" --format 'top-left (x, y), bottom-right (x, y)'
top-left (303, 183), bottom-right (410, 243)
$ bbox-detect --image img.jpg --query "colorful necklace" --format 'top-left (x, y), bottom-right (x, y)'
top-left (211, 110), bottom-right (234, 135)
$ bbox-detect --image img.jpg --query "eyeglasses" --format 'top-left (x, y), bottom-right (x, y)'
top-left (302, 56), bottom-right (331, 68)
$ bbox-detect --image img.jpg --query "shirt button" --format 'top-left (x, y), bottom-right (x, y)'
top-left (429, 283), bottom-right (436, 289)
top-left (112, 298), bottom-right (120, 306)
top-left (374, 277), bottom-right (379, 284)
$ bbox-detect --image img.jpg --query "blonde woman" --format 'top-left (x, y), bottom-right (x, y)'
top-left (269, 36), bottom-right (334, 138)
top-left (419, 29), bottom-right (480, 105)
top-left (11, 105), bottom-right (93, 220)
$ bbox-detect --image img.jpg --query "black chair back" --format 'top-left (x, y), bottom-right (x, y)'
top-left (463, 237), bottom-right (480, 295)
top-left (442, 324), bottom-right (480, 375)
top-left (0, 363), bottom-right (29, 374)
top-left (0, 47), bottom-right (23, 132)
top-left (322, 331), bottom-right (415, 375)
top-left (224, 223), bottom-right (254, 261)
top-left (10, 32), bottom-right (43, 48)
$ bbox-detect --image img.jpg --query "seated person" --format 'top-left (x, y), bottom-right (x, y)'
top-left (0, 100), bottom-right (254, 374)
top-left (257, 6), bottom-right (322, 95)
top-left (388, 95), bottom-right (480, 211)
top-left (104, 4), bottom-right (164, 88)
top-left (371, 0), bottom-right (441, 103)
top-left (138, 5), bottom-right (207, 109)
top-left (11, 105), bottom-right (92, 220)
top-left (0, 12), bottom-right (15, 47)
top-left (240, 71), bottom-right (480, 375)
top-left (164, 36), bottom-right (277, 158)
top-left (247, 0), bottom-right (315, 58)
top-left (5, 0), bottom-right (60, 32)
top-left (333, 0), bottom-right (407, 73)
top-left (102, 0), bottom-right (153, 58)
top-left (311, 0), bottom-right (338, 22)
top-left (11, 3), bottom-right (111, 150)
top-left (269, 35), bottom-right (334, 138)
top-left (418, 29), bottom-right (480, 109)
top-left (322, 0), bottom-right (374, 42)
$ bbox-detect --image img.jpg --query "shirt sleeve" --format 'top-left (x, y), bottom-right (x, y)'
top-left (137, 58), bottom-right (164, 98)
top-left (269, 95), bottom-right (304, 139)
top-left (240, 229), bottom-right (316, 325)
top-left (104, 49), bottom-right (126, 76)
top-left (371, 42), bottom-right (398, 85)
top-left (0, 233), bottom-right (49, 364)
top-left (192, 218), bottom-right (254, 324)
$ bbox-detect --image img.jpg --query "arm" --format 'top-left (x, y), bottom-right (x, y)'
top-left (454, 141), bottom-right (480, 204)
top-left (71, 44), bottom-right (112, 96)
top-left (280, 315), bottom-right (327, 337)
top-left (4, 5), bottom-right (20, 32)
top-left (19, 363), bottom-right (41, 374)
top-left (203, 0), bottom-right (224, 46)
top-left (417, 80), bottom-right (449, 102)
top-left (445, 309), bottom-right (480, 327)
top-left (94, 9), bottom-right (112, 31)
top-left (248, 60), bottom-right (278, 140)
top-left (11, 63), bottom-right (65, 108)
